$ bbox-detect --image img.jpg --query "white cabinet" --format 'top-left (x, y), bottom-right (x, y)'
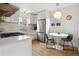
top-left (28, 14), bottom-right (37, 24)
top-left (0, 36), bottom-right (32, 56)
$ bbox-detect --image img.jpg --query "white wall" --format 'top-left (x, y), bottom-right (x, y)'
top-left (10, 10), bottom-right (20, 23)
top-left (46, 10), bottom-right (51, 34)
top-left (47, 4), bottom-right (79, 47)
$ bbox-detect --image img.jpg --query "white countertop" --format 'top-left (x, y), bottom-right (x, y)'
top-left (0, 34), bottom-right (33, 46)
top-left (49, 33), bottom-right (68, 38)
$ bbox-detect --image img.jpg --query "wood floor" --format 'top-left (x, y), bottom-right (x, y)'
top-left (32, 39), bottom-right (79, 56)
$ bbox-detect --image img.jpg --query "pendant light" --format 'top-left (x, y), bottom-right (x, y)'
top-left (53, 3), bottom-right (62, 20)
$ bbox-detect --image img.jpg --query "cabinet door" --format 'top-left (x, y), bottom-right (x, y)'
top-left (0, 39), bottom-right (32, 56)
top-left (29, 14), bottom-right (37, 24)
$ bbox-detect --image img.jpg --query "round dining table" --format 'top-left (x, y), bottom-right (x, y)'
top-left (49, 33), bottom-right (68, 50)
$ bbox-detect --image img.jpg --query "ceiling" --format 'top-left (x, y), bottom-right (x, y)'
top-left (11, 3), bottom-right (77, 13)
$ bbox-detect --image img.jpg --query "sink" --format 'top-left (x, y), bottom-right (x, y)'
top-left (0, 32), bottom-right (26, 38)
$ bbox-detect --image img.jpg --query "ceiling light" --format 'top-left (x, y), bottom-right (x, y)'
top-left (53, 3), bottom-right (62, 20)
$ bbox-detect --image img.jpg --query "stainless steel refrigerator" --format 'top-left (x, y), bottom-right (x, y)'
top-left (37, 19), bottom-right (46, 42)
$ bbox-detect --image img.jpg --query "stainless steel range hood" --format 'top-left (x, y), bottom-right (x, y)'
top-left (0, 3), bottom-right (19, 17)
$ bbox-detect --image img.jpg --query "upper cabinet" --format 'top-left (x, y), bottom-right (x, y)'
top-left (28, 13), bottom-right (37, 24)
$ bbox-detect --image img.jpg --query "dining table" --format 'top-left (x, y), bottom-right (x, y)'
top-left (49, 32), bottom-right (68, 50)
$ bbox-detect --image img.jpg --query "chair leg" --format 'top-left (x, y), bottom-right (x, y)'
top-left (46, 40), bottom-right (50, 48)
top-left (71, 41), bottom-right (74, 51)
top-left (63, 41), bottom-right (65, 49)
top-left (67, 42), bottom-right (69, 46)
top-left (46, 44), bottom-right (48, 48)
top-left (46, 40), bottom-right (48, 48)
top-left (68, 42), bottom-right (70, 50)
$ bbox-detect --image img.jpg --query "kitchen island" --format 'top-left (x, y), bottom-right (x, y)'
top-left (0, 32), bottom-right (32, 56)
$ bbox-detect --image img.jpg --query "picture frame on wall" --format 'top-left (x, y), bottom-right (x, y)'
top-left (51, 23), bottom-right (55, 26)
top-left (56, 23), bottom-right (61, 26)
top-left (66, 15), bottom-right (72, 20)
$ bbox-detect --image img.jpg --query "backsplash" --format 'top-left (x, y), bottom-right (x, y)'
top-left (0, 23), bottom-right (20, 32)
top-left (0, 16), bottom-right (6, 22)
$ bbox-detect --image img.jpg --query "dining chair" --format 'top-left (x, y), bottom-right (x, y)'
top-left (44, 33), bottom-right (55, 49)
top-left (61, 34), bottom-right (74, 50)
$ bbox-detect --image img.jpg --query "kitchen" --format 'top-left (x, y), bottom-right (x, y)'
top-left (0, 3), bottom-right (79, 56)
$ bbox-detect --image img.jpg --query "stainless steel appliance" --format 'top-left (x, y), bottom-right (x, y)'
top-left (37, 19), bottom-right (46, 42)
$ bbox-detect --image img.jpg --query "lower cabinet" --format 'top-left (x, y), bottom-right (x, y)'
top-left (0, 39), bottom-right (32, 56)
